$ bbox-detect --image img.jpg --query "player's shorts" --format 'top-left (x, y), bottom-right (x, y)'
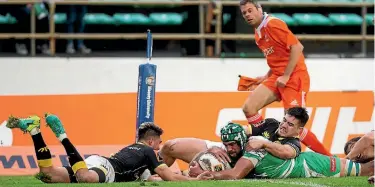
top-left (85, 155), bottom-right (116, 183)
top-left (205, 140), bottom-right (226, 150)
top-left (262, 70), bottom-right (310, 109)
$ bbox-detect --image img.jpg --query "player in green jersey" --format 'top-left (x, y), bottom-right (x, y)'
top-left (193, 123), bottom-right (374, 180)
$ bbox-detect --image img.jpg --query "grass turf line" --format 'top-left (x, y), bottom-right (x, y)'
top-left (0, 176), bottom-right (371, 187)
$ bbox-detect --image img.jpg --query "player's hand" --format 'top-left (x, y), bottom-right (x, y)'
top-left (276, 75), bottom-right (290, 88)
top-left (255, 75), bottom-right (267, 84)
top-left (188, 161), bottom-right (204, 177)
top-left (196, 171), bottom-right (214, 180)
top-left (207, 146), bottom-right (231, 163)
top-left (368, 176), bottom-right (374, 184)
top-left (246, 139), bottom-right (267, 151)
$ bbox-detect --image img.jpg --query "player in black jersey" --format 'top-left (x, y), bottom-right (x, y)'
top-left (7, 114), bottom-right (212, 184)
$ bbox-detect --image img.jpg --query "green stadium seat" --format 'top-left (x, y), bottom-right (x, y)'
top-left (350, 0), bottom-right (374, 3)
top-left (276, 0), bottom-right (316, 2)
top-left (328, 13), bottom-right (363, 25)
top-left (270, 13), bottom-right (297, 26)
top-left (54, 13), bottom-right (67, 24)
top-left (0, 14), bottom-right (16, 24)
top-left (133, 0), bottom-right (182, 8)
top-left (293, 13), bottom-right (331, 25)
top-left (365, 14), bottom-right (374, 25)
top-left (315, 0), bottom-right (352, 2)
top-left (149, 13), bottom-right (183, 25)
top-left (223, 13), bottom-right (231, 25)
top-left (113, 13), bottom-right (151, 25)
top-left (0, 15), bottom-right (8, 24)
top-left (84, 13), bottom-right (115, 25)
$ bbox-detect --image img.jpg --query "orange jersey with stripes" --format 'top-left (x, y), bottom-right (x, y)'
top-left (255, 15), bottom-right (307, 76)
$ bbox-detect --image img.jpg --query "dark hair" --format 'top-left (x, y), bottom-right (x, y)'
top-left (239, 0), bottom-right (261, 8)
top-left (286, 107), bottom-right (309, 127)
top-left (137, 122), bottom-right (163, 141)
top-left (344, 136), bottom-right (361, 155)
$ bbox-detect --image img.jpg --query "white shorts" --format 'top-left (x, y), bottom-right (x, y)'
top-left (205, 140), bottom-right (226, 150)
top-left (85, 155), bottom-right (116, 183)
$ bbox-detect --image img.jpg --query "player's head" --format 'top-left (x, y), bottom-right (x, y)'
top-left (220, 123), bottom-right (248, 159)
top-left (278, 107), bottom-right (309, 137)
top-left (137, 122), bottom-right (163, 150)
top-left (239, 0), bottom-right (263, 27)
top-left (344, 136), bottom-right (374, 163)
top-left (344, 136), bottom-right (361, 155)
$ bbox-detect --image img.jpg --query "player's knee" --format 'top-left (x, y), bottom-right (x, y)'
top-left (242, 103), bottom-right (257, 115)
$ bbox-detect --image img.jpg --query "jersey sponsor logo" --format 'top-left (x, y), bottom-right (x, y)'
top-left (262, 46), bottom-right (274, 57)
top-left (128, 147), bottom-right (141, 151)
top-left (330, 157), bottom-right (336, 172)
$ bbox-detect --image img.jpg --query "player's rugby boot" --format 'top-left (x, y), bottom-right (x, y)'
top-left (6, 115), bottom-right (41, 133)
top-left (44, 113), bottom-right (66, 138)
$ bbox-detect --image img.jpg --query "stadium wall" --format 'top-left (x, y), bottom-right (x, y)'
top-left (0, 58), bottom-right (374, 175)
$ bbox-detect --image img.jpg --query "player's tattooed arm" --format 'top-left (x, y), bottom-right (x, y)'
top-left (207, 157), bottom-right (254, 180)
top-left (263, 141), bottom-right (298, 159)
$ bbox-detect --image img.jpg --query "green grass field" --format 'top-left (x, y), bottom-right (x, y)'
top-left (0, 176), bottom-right (372, 187)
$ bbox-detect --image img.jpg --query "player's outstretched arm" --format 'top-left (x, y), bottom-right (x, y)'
top-left (347, 131), bottom-right (374, 160)
top-left (206, 157), bottom-right (254, 180)
top-left (155, 165), bottom-right (211, 181)
top-left (145, 147), bottom-right (211, 181)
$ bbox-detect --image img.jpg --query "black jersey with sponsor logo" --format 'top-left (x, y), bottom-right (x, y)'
top-left (250, 118), bottom-right (302, 156)
top-left (105, 143), bottom-right (164, 182)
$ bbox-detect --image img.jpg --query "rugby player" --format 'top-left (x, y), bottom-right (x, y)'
top-left (6, 114), bottom-right (211, 183)
top-left (160, 107), bottom-right (309, 170)
top-left (191, 123), bottom-right (374, 179)
top-left (239, 0), bottom-right (331, 156)
top-left (344, 131), bottom-right (374, 184)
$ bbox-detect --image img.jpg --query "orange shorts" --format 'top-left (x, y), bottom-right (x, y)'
top-left (262, 71), bottom-right (310, 109)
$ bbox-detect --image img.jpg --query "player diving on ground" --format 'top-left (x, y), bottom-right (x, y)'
top-left (6, 114), bottom-right (212, 183)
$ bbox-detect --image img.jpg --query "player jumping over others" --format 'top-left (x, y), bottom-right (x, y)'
top-left (238, 0), bottom-right (331, 156)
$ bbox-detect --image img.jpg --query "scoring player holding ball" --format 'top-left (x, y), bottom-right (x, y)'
top-left (239, 0), bottom-right (331, 156)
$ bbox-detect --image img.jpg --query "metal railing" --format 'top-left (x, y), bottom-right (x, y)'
top-left (0, 0), bottom-right (373, 56)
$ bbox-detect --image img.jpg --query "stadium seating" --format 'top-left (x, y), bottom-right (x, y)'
top-left (0, 12), bottom-right (372, 26)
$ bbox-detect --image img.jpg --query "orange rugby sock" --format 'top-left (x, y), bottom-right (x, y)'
top-left (299, 128), bottom-right (332, 156)
top-left (246, 113), bottom-right (264, 127)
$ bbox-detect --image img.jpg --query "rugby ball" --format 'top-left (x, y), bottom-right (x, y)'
top-left (197, 152), bottom-right (232, 172)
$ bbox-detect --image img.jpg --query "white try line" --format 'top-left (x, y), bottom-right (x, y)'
top-left (222, 179), bottom-right (344, 187)
top-left (268, 181), bottom-right (333, 187)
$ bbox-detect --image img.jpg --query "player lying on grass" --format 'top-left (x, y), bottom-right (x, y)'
top-left (6, 114), bottom-right (211, 183)
top-left (161, 107), bottom-right (320, 168)
top-left (189, 123), bottom-right (374, 179)
top-left (239, 0), bottom-right (331, 156)
top-left (344, 131), bottom-right (374, 184)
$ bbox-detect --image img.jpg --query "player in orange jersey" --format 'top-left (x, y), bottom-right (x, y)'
top-left (239, 0), bottom-right (332, 156)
